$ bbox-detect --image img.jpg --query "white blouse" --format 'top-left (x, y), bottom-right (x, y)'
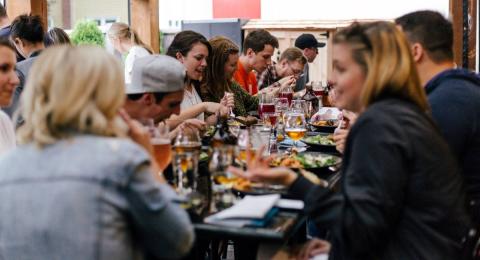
top-left (124, 46), bottom-right (150, 84)
top-left (0, 110), bottom-right (15, 155)
top-left (180, 86), bottom-right (204, 121)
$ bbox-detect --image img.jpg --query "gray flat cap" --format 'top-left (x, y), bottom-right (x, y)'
top-left (126, 55), bottom-right (186, 94)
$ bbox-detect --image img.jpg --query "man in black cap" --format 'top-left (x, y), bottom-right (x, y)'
top-left (294, 33), bottom-right (325, 91)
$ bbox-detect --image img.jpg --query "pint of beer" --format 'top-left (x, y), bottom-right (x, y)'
top-left (152, 138), bottom-right (171, 172)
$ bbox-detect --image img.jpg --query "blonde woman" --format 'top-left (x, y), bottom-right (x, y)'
top-left (0, 46), bottom-right (193, 259)
top-left (230, 22), bottom-right (469, 259)
top-left (108, 22), bottom-right (153, 84)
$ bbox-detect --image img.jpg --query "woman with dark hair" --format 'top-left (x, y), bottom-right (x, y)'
top-left (44, 27), bottom-right (71, 47)
top-left (0, 39), bottom-right (19, 154)
top-left (201, 36), bottom-right (258, 117)
top-left (230, 21), bottom-right (470, 259)
top-left (167, 30), bottom-right (232, 126)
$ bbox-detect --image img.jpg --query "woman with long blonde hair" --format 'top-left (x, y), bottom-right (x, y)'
top-left (230, 21), bottom-right (469, 259)
top-left (108, 22), bottom-right (153, 84)
top-left (0, 45), bottom-right (193, 259)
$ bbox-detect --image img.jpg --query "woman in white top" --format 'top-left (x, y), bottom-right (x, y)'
top-left (0, 40), bottom-right (20, 155)
top-left (167, 31), bottom-right (233, 126)
top-left (108, 22), bottom-right (152, 84)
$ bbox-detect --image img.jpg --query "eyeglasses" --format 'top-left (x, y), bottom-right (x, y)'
top-left (287, 62), bottom-right (303, 76)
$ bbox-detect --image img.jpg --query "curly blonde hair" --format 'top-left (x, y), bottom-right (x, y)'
top-left (17, 45), bottom-right (127, 146)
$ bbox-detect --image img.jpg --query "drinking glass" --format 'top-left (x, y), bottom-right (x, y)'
top-left (251, 124), bottom-right (272, 156)
top-left (279, 85), bottom-right (294, 106)
top-left (258, 93), bottom-right (275, 119)
top-left (291, 99), bottom-right (306, 113)
top-left (172, 128), bottom-right (201, 196)
top-left (284, 112), bottom-right (307, 149)
top-left (209, 147), bottom-right (236, 211)
top-left (262, 112), bottom-right (279, 127)
top-left (274, 97), bottom-right (289, 118)
top-left (236, 128), bottom-right (254, 165)
top-left (312, 81), bottom-right (324, 97)
top-left (140, 119), bottom-right (171, 175)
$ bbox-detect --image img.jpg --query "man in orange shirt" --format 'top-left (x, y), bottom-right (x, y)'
top-left (233, 29), bottom-right (278, 95)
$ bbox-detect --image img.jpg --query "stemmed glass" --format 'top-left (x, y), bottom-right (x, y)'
top-left (284, 112), bottom-right (307, 150)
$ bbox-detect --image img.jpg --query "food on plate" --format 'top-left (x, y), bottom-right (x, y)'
top-left (303, 134), bottom-right (335, 146)
top-left (311, 119), bottom-right (339, 127)
top-left (232, 178), bottom-right (252, 191)
top-left (271, 152), bottom-right (340, 169)
top-left (235, 116), bottom-right (258, 126)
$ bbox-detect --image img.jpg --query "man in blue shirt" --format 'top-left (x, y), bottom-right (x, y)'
top-left (396, 11), bottom-right (480, 225)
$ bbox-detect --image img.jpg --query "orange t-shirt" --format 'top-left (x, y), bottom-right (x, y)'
top-left (233, 60), bottom-right (258, 95)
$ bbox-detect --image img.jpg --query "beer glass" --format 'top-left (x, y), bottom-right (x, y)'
top-left (284, 112), bottom-right (307, 149)
top-left (140, 119), bottom-right (171, 174)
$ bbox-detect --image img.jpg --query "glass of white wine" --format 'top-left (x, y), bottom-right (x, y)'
top-left (284, 112), bottom-right (307, 150)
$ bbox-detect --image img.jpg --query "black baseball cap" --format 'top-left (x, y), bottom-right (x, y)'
top-left (294, 34), bottom-right (326, 49)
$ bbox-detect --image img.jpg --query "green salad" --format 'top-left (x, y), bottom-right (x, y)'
top-left (297, 153), bottom-right (339, 168)
top-left (303, 134), bottom-right (335, 146)
top-left (271, 152), bottom-right (340, 168)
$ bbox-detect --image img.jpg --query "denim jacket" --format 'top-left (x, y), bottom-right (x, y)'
top-left (0, 135), bottom-right (194, 260)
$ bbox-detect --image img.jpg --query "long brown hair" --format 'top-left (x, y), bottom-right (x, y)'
top-left (108, 22), bottom-right (153, 54)
top-left (202, 36), bottom-right (239, 100)
top-left (333, 21), bottom-right (429, 111)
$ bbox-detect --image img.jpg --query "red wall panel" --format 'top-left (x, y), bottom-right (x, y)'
top-left (213, 0), bottom-right (261, 19)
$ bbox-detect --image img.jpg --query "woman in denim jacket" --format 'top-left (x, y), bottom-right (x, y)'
top-left (0, 46), bottom-right (194, 259)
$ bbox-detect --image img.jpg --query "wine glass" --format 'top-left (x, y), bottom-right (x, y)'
top-left (284, 112), bottom-right (307, 150)
top-left (258, 92), bottom-right (274, 119)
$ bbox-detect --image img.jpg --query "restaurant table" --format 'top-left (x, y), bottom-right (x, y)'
top-left (192, 208), bottom-right (306, 259)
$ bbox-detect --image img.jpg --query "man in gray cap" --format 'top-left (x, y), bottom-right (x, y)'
top-left (124, 55), bottom-right (186, 123)
top-left (294, 33), bottom-right (325, 91)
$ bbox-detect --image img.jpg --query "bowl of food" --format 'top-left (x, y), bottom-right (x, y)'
top-left (302, 132), bottom-right (337, 153)
top-left (270, 151), bottom-right (341, 177)
top-left (310, 107), bottom-right (341, 133)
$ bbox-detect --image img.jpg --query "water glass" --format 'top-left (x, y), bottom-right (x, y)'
top-left (172, 128), bottom-right (201, 196)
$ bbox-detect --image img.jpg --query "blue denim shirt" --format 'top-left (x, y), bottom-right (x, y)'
top-left (0, 135), bottom-right (194, 259)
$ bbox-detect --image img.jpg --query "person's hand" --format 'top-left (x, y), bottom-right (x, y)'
top-left (278, 75), bottom-right (296, 88)
top-left (333, 127), bottom-right (349, 154)
top-left (220, 92), bottom-right (235, 108)
top-left (228, 146), bottom-right (298, 186)
top-left (120, 110), bottom-right (166, 183)
top-left (297, 239), bottom-right (331, 260)
top-left (119, 109), bottom-right (153, 154)
top-left (341, 110), bottom-right (358, 125)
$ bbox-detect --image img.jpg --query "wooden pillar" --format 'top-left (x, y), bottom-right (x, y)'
top-left (6, 0), bottom-right (48, 31)
top-left (450, 0), bottom-right (477, 70)
top-left (131, 0), bottom-right (159, 53)
top-left (467, 0), bottom-right (477, 70)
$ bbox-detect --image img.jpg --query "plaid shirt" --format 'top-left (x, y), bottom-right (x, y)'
top-left (257, 61), bottom-right (281, 90)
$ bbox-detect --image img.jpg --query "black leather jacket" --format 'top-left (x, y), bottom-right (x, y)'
top-left (290, 98), bottom-right (471, 259)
